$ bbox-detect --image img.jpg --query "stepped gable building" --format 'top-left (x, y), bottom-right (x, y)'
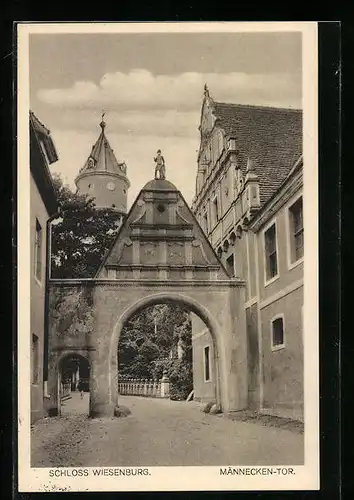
top-left (191, 86), bottom-right (304, 420)
top-left (30, 110), bottom-right (59, 423)
top-left (75, 114), bottom-right (130, 221)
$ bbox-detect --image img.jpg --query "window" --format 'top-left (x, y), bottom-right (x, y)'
top-left (289, 197), bottom-right (304, 263)
top-left (226, 254), bottom-right (235, 277)
top-left (203, 212), bottom-right (208, 234)
top-left (34, 219), bottom-right (42, 281)
top-left (271, 317), bottom-right (285, 349)
top-left (204, 346), bottom-right (210, 381)
top-left (212, 197), bottom-right (219, 225)
top-left (264, 223), bottom-right (278, 281)
top-left (32, 334), bottom-right (39, 384)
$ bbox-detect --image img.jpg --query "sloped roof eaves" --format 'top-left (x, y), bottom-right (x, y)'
top-left (29, 122), bottom-right (58, 216)
top-left (29, 111), bottom-right (59, 164)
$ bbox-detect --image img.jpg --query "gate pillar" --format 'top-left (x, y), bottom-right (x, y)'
top-left (89, 348), bottom-right (115, 417)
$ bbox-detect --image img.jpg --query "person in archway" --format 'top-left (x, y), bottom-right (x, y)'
top-left (78, 379), bottom-right (84, 399)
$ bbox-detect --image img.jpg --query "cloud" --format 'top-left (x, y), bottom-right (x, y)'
top-left (42, 108), bottom-right (200, 138)
top-left (41, 68), bottom-right (302, 208)
top-left (37, 69), bottom-right (301, 112)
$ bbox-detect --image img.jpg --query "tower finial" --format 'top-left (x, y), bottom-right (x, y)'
top-left (100, 110), bottom-right (106, 130)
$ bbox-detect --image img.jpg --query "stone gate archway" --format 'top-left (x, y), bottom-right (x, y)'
top-left (48, 178), bottom-right (248, 418)
top-left (109, 291), bottom-right (223, 412)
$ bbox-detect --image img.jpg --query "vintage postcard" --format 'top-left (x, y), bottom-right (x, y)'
top-left (17, 21), bottom-right (319, 492)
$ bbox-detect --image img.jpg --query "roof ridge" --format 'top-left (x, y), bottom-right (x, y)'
top-left (213, 101), bottom-right (302, 113)
top-left (29, 110), bottom-right (51, 134)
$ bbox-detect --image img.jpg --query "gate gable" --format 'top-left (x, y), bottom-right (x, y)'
top-left (96, 178), bottom-right (230, 281)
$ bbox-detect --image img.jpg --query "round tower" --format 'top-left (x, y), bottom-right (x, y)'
top-left (75, 114), bottom-right (130, 216)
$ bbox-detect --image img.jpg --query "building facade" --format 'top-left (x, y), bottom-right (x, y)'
top-left (75, 115), bottom-right (130, 221)
top-left (191, 86), bottom-right (303, 419)
top-left (30, 111), bottom-right (58, 423)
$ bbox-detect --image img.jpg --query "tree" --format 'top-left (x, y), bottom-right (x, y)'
top-left (118, 303), bottom-right (193, 390)
top-left (51, 173), bottom-right (122, 278)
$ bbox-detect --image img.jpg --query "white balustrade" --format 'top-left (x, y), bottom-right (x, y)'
top-left (118, 375), bottom-right (170, 398)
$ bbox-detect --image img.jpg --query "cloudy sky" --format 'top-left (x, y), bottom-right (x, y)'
top-left (29, 31), bottom-right (302, 207)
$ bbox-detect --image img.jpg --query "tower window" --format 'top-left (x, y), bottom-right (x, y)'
top-left (157, 204), bottom-right (166, 213)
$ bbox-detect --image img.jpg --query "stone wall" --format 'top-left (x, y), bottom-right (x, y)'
top-left (46, 285), bottom-right (95, 415)
top-left (47, 279), bottom-right (247, 417)
top-left (191, 314), bottom-right (216, 403)
top-left (261, 285), bottom-right (303, 414)
top-left (246, 303), bottom-right (259, 409)
top-left (30, 175), bottom-right (49, 423)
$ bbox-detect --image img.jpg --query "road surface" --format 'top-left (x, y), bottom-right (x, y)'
top-left (31, 393), bottom-right (303, 467)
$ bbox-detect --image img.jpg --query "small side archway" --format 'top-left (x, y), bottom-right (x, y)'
top-left (57, 351), bottom-right (91, 416)
top-left (109, 292), bottom-right (225, 412)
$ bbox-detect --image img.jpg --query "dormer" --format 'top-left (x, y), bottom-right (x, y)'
top-left (244, 157), bottom-right (260, 215)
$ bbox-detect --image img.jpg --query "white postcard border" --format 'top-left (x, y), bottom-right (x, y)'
top-left (17, 21), bottom-right (319, 492)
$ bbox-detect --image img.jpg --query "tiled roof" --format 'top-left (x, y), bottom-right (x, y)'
top-left (212, 102), bottom-right (302, 206)
top-left (76, 119), bottom-right (128, 179)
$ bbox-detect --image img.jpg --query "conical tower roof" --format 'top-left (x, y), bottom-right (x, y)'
top-left (75, 114), bottom-right (128, 183)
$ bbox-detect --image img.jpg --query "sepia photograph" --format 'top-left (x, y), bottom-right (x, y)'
top-left (17, 22), bottom-right (319, 492)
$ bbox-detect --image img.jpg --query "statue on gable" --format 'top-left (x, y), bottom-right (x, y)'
top-left (154, 149), bottom-right (166, 180)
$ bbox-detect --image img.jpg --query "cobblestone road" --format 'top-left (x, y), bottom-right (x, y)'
top-left (31, 393), bottom-right (304, 467)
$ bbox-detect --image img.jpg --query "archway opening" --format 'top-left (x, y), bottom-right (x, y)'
top-left (59, 354), bottom-right (90, 416)
top-left (115, 297), bottom-right (219, 412)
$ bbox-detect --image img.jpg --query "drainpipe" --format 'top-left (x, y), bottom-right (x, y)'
top-left (43, 209), bottom-right (61, 398)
